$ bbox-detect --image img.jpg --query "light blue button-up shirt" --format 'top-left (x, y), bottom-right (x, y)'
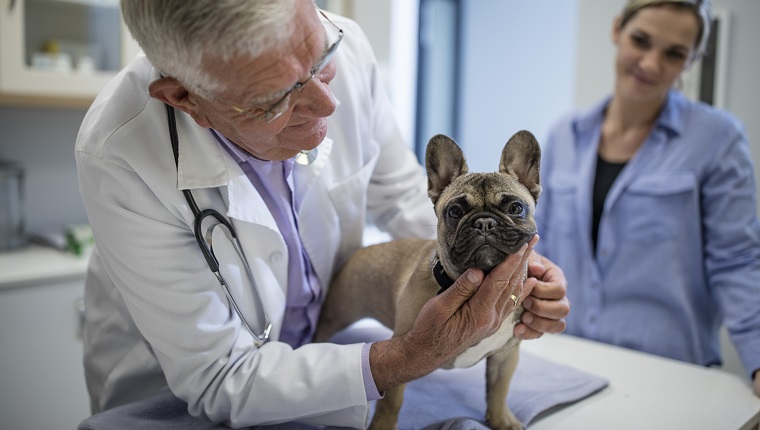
top-left (536, 90), bottom-right (760, 379)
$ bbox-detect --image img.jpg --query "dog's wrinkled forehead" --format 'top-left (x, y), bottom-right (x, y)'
top-left (435, 172), bottom-right (536, 213)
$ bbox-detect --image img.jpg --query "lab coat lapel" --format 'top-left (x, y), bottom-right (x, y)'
top-left (175, 112), bottom-right (229, 189)
top-left (175, 114), bottom-right (288, 341)
top-left (292, 137), bottom-right (334, 288)
top-left (293, 137), bottom-right (332, 198)
top-left (223, 165), bottom-right (288, 341)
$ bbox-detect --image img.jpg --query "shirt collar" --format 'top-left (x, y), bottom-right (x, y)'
top-left (572, 89), bottom-right (686, 139)
top-left (211, 130), bottom-right (255, 163)
top-left (211, 129), bottom-right (295, 176)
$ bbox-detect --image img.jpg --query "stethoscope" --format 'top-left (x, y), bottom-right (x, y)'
top-left (164, 104), bottom-right (274, 347)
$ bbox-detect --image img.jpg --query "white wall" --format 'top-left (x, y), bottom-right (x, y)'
top-left (458, 0), bottom-right (579, 173)
top-left (322, 0), bottom-right (419, 149)
top-left (0, 107), bottom-right (89, 232)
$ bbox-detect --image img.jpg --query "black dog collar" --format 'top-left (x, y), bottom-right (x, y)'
top-left (433, 259), bottom-right (456, 295)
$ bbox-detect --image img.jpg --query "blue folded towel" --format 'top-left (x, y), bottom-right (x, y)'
top-left (80, 325), bottom-right (608, 430)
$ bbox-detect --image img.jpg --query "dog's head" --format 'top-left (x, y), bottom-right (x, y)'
top-left (426, 131), bottom-right (541, 280)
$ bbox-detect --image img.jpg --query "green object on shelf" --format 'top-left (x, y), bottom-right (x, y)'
top-left (65, 224), bottom-right (94, 256)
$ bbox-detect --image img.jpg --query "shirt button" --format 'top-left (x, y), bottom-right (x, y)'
top-left (269, 252), bottom-right (283, 264)
top-left (600, 249), bottom-right (609, 257)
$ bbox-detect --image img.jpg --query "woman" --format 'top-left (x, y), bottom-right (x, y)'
top-left (536, 0), bottom-right (760, 397)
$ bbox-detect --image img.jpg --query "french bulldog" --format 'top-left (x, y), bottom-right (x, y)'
top-left (314, 130), bottom-right (542, 430)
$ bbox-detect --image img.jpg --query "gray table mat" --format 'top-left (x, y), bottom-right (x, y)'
top-left (80, 325), bottom-right (608, 430)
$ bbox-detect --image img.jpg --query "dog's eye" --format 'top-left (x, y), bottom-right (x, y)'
top-left (508, 202), bottom-right (524, 215)
top-left (447, 205), bottom-right (464, 219)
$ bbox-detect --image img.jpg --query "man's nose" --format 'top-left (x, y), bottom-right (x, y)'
top-left (292, 70), bottom-right (337, 118)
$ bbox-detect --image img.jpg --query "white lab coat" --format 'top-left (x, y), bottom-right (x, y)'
top-left (75, 14), bottom-right (435, 428)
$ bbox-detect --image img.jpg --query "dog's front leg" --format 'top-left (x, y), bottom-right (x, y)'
top-left (369, 384), bottom-right (406, 430)
top-left (485, 342), bottom-right (522, 430)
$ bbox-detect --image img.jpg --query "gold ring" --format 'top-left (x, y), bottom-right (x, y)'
top-left (509, 294), bottom-right (520, 307)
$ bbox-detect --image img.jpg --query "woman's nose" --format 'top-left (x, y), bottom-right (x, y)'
top-left (639, 50), bottom-right (662, 73)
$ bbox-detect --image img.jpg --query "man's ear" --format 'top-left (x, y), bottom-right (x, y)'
top-left (148, 77), bottom-right (212, 128)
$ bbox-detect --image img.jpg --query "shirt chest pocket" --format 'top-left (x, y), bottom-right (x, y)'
top-left (546, 173), bottom-right (579, 236)
top-left (617, 172), bottom-right (698, 242)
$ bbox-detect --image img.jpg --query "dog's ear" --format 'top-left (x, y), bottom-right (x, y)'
top-left (500, 130), bottom-right (542, 202)
top-left (426, 134), bottom-right (469, 205)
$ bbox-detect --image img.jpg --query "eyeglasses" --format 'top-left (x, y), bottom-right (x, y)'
top-left (220, 8), bottom-right (343, 123)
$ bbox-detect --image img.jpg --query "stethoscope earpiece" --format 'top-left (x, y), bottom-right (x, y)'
top-left (294, 149), bottom-right (318, 166)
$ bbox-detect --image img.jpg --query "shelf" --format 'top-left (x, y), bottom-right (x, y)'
top-left (26, 0), bottom-right (119, 8)
top-left (0, 0), bottom-right (139, 108)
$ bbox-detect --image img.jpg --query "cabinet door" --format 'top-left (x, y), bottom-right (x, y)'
top-left (0, 280), bottom-right (90, 430)
top-left (0, 0), bottom-right (139, 107)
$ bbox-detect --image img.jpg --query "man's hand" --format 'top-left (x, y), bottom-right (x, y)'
top-left (369, 236), bottom-right (538, 392)
top-left (514, 250), bottom-right (569, 339)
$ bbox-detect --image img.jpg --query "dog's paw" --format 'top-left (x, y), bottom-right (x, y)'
top-left (486, 410), bottom-right (523, 430)
top-left (368, 418), bottom-right (399, 430)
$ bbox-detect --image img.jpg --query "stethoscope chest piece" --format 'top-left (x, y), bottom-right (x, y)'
top-left (294, 148), bottom-right (318, 166)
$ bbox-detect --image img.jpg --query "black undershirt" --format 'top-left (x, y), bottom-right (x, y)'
top-left (592, 155), bottom-right (627, 253)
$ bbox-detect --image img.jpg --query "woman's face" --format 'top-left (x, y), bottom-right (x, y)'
top-left (612, 5), bottom-right (700, 104)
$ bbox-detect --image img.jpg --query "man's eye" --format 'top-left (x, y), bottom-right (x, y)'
top-left (250, 106), bottom-right (269, 116)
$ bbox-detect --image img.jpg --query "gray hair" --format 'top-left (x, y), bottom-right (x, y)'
top-left (619, 0), bottom-right (712, 58)
top-left (121, 0), bottom-right (298, 98)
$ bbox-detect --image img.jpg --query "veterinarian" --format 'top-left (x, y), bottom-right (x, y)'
top-left (75, 0), bottom-right (570, 427)
top-left (536, 0), bottom-right (760, 397)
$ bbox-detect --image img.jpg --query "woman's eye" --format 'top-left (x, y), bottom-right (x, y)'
top-left (447, 205), bottom-right (463, 219)
top-left (508, 202), bottom-right (524, 215)
top-left (631, 34), bottom-right (649, 48)
top-left (666, 50), bottom-right (687, 61)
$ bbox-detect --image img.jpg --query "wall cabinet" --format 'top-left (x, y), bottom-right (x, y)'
top-left (0, 0), bottom-right (139, 108)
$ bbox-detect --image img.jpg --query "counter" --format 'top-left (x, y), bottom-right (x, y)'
top-left (0, 244), bottom-right (88, 289)
top-left (0, 244), bottom-right (91, 430)
top-left (523, 334), bottom-right (760, 429)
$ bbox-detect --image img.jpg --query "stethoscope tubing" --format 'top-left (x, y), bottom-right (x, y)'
top-left (163, 103), bottom-right (272, 347)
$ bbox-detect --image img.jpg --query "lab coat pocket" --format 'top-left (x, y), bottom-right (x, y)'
top-left (211, 224), bottom-right (284, 342)
top-left (618, 172), bottom-right (698, 243)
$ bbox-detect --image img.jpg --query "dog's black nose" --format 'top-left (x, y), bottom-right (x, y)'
top-left (473, 217), bottom-right (497, 232)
